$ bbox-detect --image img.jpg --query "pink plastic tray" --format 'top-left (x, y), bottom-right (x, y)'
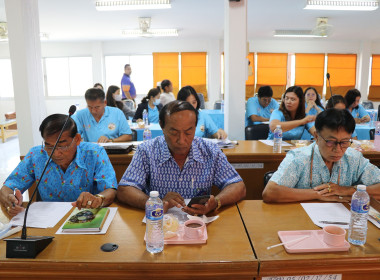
top-left (278, 230), bottom-right (350, 253)
top-left (144, 224), bottom-right (208, 245)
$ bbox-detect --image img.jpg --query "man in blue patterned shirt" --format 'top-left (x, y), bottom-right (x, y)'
top-left (0, 114), bottom-right (117, 216)
top-left (263, 109), bottom-right (380, 203)
top-left (117, 100), bottom-right (246, 215)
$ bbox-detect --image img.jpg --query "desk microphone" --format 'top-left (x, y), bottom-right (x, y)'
top-left (326, 73), bottom-right (334, 98)
top-left (5, 105), bottom-right (77, 258)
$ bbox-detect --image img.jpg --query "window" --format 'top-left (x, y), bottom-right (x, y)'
top-left (326, 54), bottom-right (357, 96)
top-left (295, 53), bottom-right (325, 95)
top-left (181, 52), bottom-right (207, 99)
top-left (153, 52), bottom-right (179, 96)
top-left (0, 59), bottom-right (14, 97)
top-left (45, 57), bottom-right (92, 97)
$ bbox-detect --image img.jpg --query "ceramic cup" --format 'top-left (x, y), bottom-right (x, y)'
top-left (323, 225), bottom-right (346, 246)
top-left (184, 219), bottom-right (205, 239)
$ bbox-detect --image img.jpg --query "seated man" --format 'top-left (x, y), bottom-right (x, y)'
top-left (245, 85), bottom-right (279, 126)
top-left (72, 88), bottom-right (132, 143)
top-left (263, 109), bottom-right (380, 203)
top-left (0, 114), bottom-right (118, 216)
top-left (117, 100), bottom-right (246, 215)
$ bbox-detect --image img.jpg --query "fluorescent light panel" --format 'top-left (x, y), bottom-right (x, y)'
top-left (96, 0), bottom-right (171, 11)
top-left (304, 0), bottom-right (379, 11)
top-left (122, 29), bottom-right (178, 37)
top-left (274, 30), bottom-right (327, 38)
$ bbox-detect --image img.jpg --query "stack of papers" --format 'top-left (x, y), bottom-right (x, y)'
top-left (259, 140), bottom-right (293, 147)
top-left (204, 138), bottom-right (237, 149)
top-left (301, 203), bottom-right (351, 229)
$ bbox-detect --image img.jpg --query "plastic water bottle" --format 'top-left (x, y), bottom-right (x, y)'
top-left (143, 109), bottom-right (149, 126)
top-left (273, 125), bottom-right (282, 153)
top-left (145, 191), bottom-right (164, 254)
top-left (375, 123), bottom-right (380, 151)
top-left (220, 100), bottom-right (224, 113)
top-left (348, 185), bottom-right (370, 245)
top-left (143, 128), bottom-right (152, 141)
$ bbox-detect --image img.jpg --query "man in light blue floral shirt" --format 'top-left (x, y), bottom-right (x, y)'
top-left (263, 108), bottom-right (380, 203)
top-left (0, 114), bottom-right (117, 216)
top-left (117, 100), bottom-right (246, 215)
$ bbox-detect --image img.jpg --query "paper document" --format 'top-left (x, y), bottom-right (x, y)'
top-left (259, 140), bottom-right (293, 147)
top-left (301, 203), bottom-right (351, 229)
top-left (204, 138), bottom-right (237, 149)
top-left (56, 207), bottom-right (117, 235)
top-left (98, 141), bottom-right (142, 147)
top-left (10, 202), bottom-right (73, 229)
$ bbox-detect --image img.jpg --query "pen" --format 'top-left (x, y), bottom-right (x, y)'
top-left (12, 188), bottom-right (17, 207)
top-left (319, 221), bottom-right (349, 225)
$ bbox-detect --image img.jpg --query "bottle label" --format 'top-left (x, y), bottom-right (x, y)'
top-left (352, 201), bottom-right (369, 213)
top-left (274, 131), bottom-right (282, 138)
top-left (146, 208), bottom-right (163, 220)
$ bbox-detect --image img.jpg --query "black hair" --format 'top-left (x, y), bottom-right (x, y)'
top-left (93, 83), bottom-right (103, 90)
top-left (142, 88), bottom-right (160, 104)
top-left (124, 64), bottom-right (130, 70)
top-left (315, 108), bottom-right (355, 134)
top-left (257, 86), bottom-right (273, 98)
top-left (161, 80), bottom-right (172, 92)
top-left (344, 88), bottom-right (361, 109)
top-left (39, 114), bottom-right (77, 138)
top-left (326, 95), bottom-right (347, 109)
top-left (279, 86), bottom-right (305, 121)
top-left (304, 87), bottom-right (325, 109)
top-left (177, 86), bottom-right (201, 111)
top-left (159, 100), bottom-right (199, 129)
top-left (106, 85), bottom-right (123, 110)
top-left (85, 88), bottom-right (105, 101)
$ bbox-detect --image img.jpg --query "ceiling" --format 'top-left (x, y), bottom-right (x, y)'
top-left (1, 0), bottom-right (380, 42)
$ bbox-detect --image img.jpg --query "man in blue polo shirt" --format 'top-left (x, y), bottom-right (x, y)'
top-left (72, 88), bottom-right (132, 143)
top-left (245, 85), bottom-right (279, 126)
top-left (121, 64), bottom-right (136, 102)
top-left (117, 100), bottom-right (246, 215)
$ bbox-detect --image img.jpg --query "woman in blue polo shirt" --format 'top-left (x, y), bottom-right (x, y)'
top-left (268, 86), bottom-right (316, 140)
top-left (177, 86), bottom-right (227, 139)
top-left (304, 87), bottom-right (324, 116)
top-left (345, 89), bottom-right (370, 124)
top-left (133, 88), bottom-right (162, 123)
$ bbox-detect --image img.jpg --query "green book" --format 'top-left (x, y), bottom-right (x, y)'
top-left (62, 207), bottom-right (109, 233)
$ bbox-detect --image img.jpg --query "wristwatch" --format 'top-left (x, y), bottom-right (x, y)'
top-left (95, 194), bottom-right (105, 207)
top-left (215, 197), bottom-right (222, 211)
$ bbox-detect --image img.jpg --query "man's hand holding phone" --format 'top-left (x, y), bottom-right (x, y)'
top-left (182, 195), bottom-right (217, 216)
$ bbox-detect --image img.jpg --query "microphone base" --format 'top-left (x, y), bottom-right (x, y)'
top-left (5, 236), bottom-right (54, 258)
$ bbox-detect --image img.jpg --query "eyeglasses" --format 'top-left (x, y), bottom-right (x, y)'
top-left (42, 138), bottom-right (75, 154)
top-left (318, 133), bottom-right (352, 149)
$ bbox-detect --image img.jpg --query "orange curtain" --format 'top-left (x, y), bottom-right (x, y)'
top-left (246, 53), bottom-right (255, 99)
top-left (368, 55), bottom-right (380, 100)
top-left (153, 52), bottom-right (179, 96)
top-left (295, 54), bottom-right (325, 86)
top-left (327, 54), bottom-right (357, 87)
top-left (181, 52), bottom-right (207, 100)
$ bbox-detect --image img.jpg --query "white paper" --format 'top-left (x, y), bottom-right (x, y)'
top-left (56, 207), bottom-right (118, 235)
top-left (142, 199), bottom-right (219, 224)
top-left (259, 140), bottom-right (293, 147)
top-left (301, 203), bottom-right (351, 229)
top-left (98, 141), bottom-right (142, 147)
top-left (10, 202), bottom-right (73, 229)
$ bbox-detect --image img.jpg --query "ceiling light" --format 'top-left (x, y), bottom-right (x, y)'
top-left (96, 0), bottom-right (171, 11)
top-left (274, 30), bottom-right (327, 38)
top-left (304, 0), bottom-right (379, 11)
top-left (122, 29), bottom-right (178, 37)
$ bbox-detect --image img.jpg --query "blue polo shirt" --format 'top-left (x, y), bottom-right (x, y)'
top-left (268, 109), bottom-right (313, 140)
top-left (350, 104), bottom-right (369, 119)
top-left (195, 110), bottom-right (219, 138)
top-left (246, 96), bottom-right (279, 126)
top-left (148, 106), bottom-right (159, 123)
top-left (305, 102), bottom-right (324, 116)
top-left (121, 74), bottom-right (136, 99)
top-left (72, 106), bottom-right (132, 142)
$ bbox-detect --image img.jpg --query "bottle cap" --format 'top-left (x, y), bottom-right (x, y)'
top-left (357, 185), bottom-right (366, 191)
top-left (150, 191), bottom-right (159, 197)
top-left (276, 125), bottom-right (281, 128)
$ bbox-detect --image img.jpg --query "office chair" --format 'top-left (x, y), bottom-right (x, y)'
top-left (370, 129), bottom-right (375, 140)
top-left (214, 101), bottom-right (222, 110)
top-left (245, 124), bottom-right (270, 140)
top-left (131, 129), bottom-right (137, 141)
top-left (197, 93), bottom-right (205, 109)
top-left (264, 171), bottom-right (275, 186)
top-left (362, 101), bottom-right (374, 109)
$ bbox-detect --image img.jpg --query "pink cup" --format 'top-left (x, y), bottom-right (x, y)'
top-left (323, 225), bottom-right (346, 246)
top-left (184, 220), bottom-right (205, 239)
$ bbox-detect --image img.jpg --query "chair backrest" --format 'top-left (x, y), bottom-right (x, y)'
top-left (214, 101), bottom-right (222, 110)
top-left (245, 124), bottom-right (270, 140)
top-left (131, 129), bottom-right (137, 141)
top-left (378, 104), bottom-right (380, 121)
top-left (362, 101), bottom-right (374, 109)
top-left (124, 99), bottom-right (135, 110)
top-left (370, 128), bottom-right (375, 140)
top-left (197, 93), bottom-right (205, 109)
top-left (264, 171), bottom-right (275, 186)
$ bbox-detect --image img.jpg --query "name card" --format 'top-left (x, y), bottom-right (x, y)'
top-left (231, 163), bottom-right (264, 169)
top-left (263, 274), bottom-right (342, 280)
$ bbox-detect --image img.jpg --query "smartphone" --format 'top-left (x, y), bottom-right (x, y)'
top-left (187, 195), bottom-right (210, 208)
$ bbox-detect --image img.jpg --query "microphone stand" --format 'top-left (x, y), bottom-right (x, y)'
top-left (5, 106), bottom-right (76, 258)
top-left (327, 73), bottom-right (334, 99)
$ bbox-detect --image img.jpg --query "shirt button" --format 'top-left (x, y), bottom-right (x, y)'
top-left (179, 178), bottom-right (182, 181)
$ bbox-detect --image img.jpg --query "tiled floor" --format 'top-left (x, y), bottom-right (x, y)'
top-left (0, 135), bottom-right (20, 186)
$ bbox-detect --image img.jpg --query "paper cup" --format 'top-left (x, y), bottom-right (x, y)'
top-left (323, 225), bottom-right (346, 246)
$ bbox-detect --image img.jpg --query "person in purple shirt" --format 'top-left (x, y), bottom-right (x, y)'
top-left (0, 114), bottom-right (117, 217)
top-left (121, 64), bottom-right (136, 103)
